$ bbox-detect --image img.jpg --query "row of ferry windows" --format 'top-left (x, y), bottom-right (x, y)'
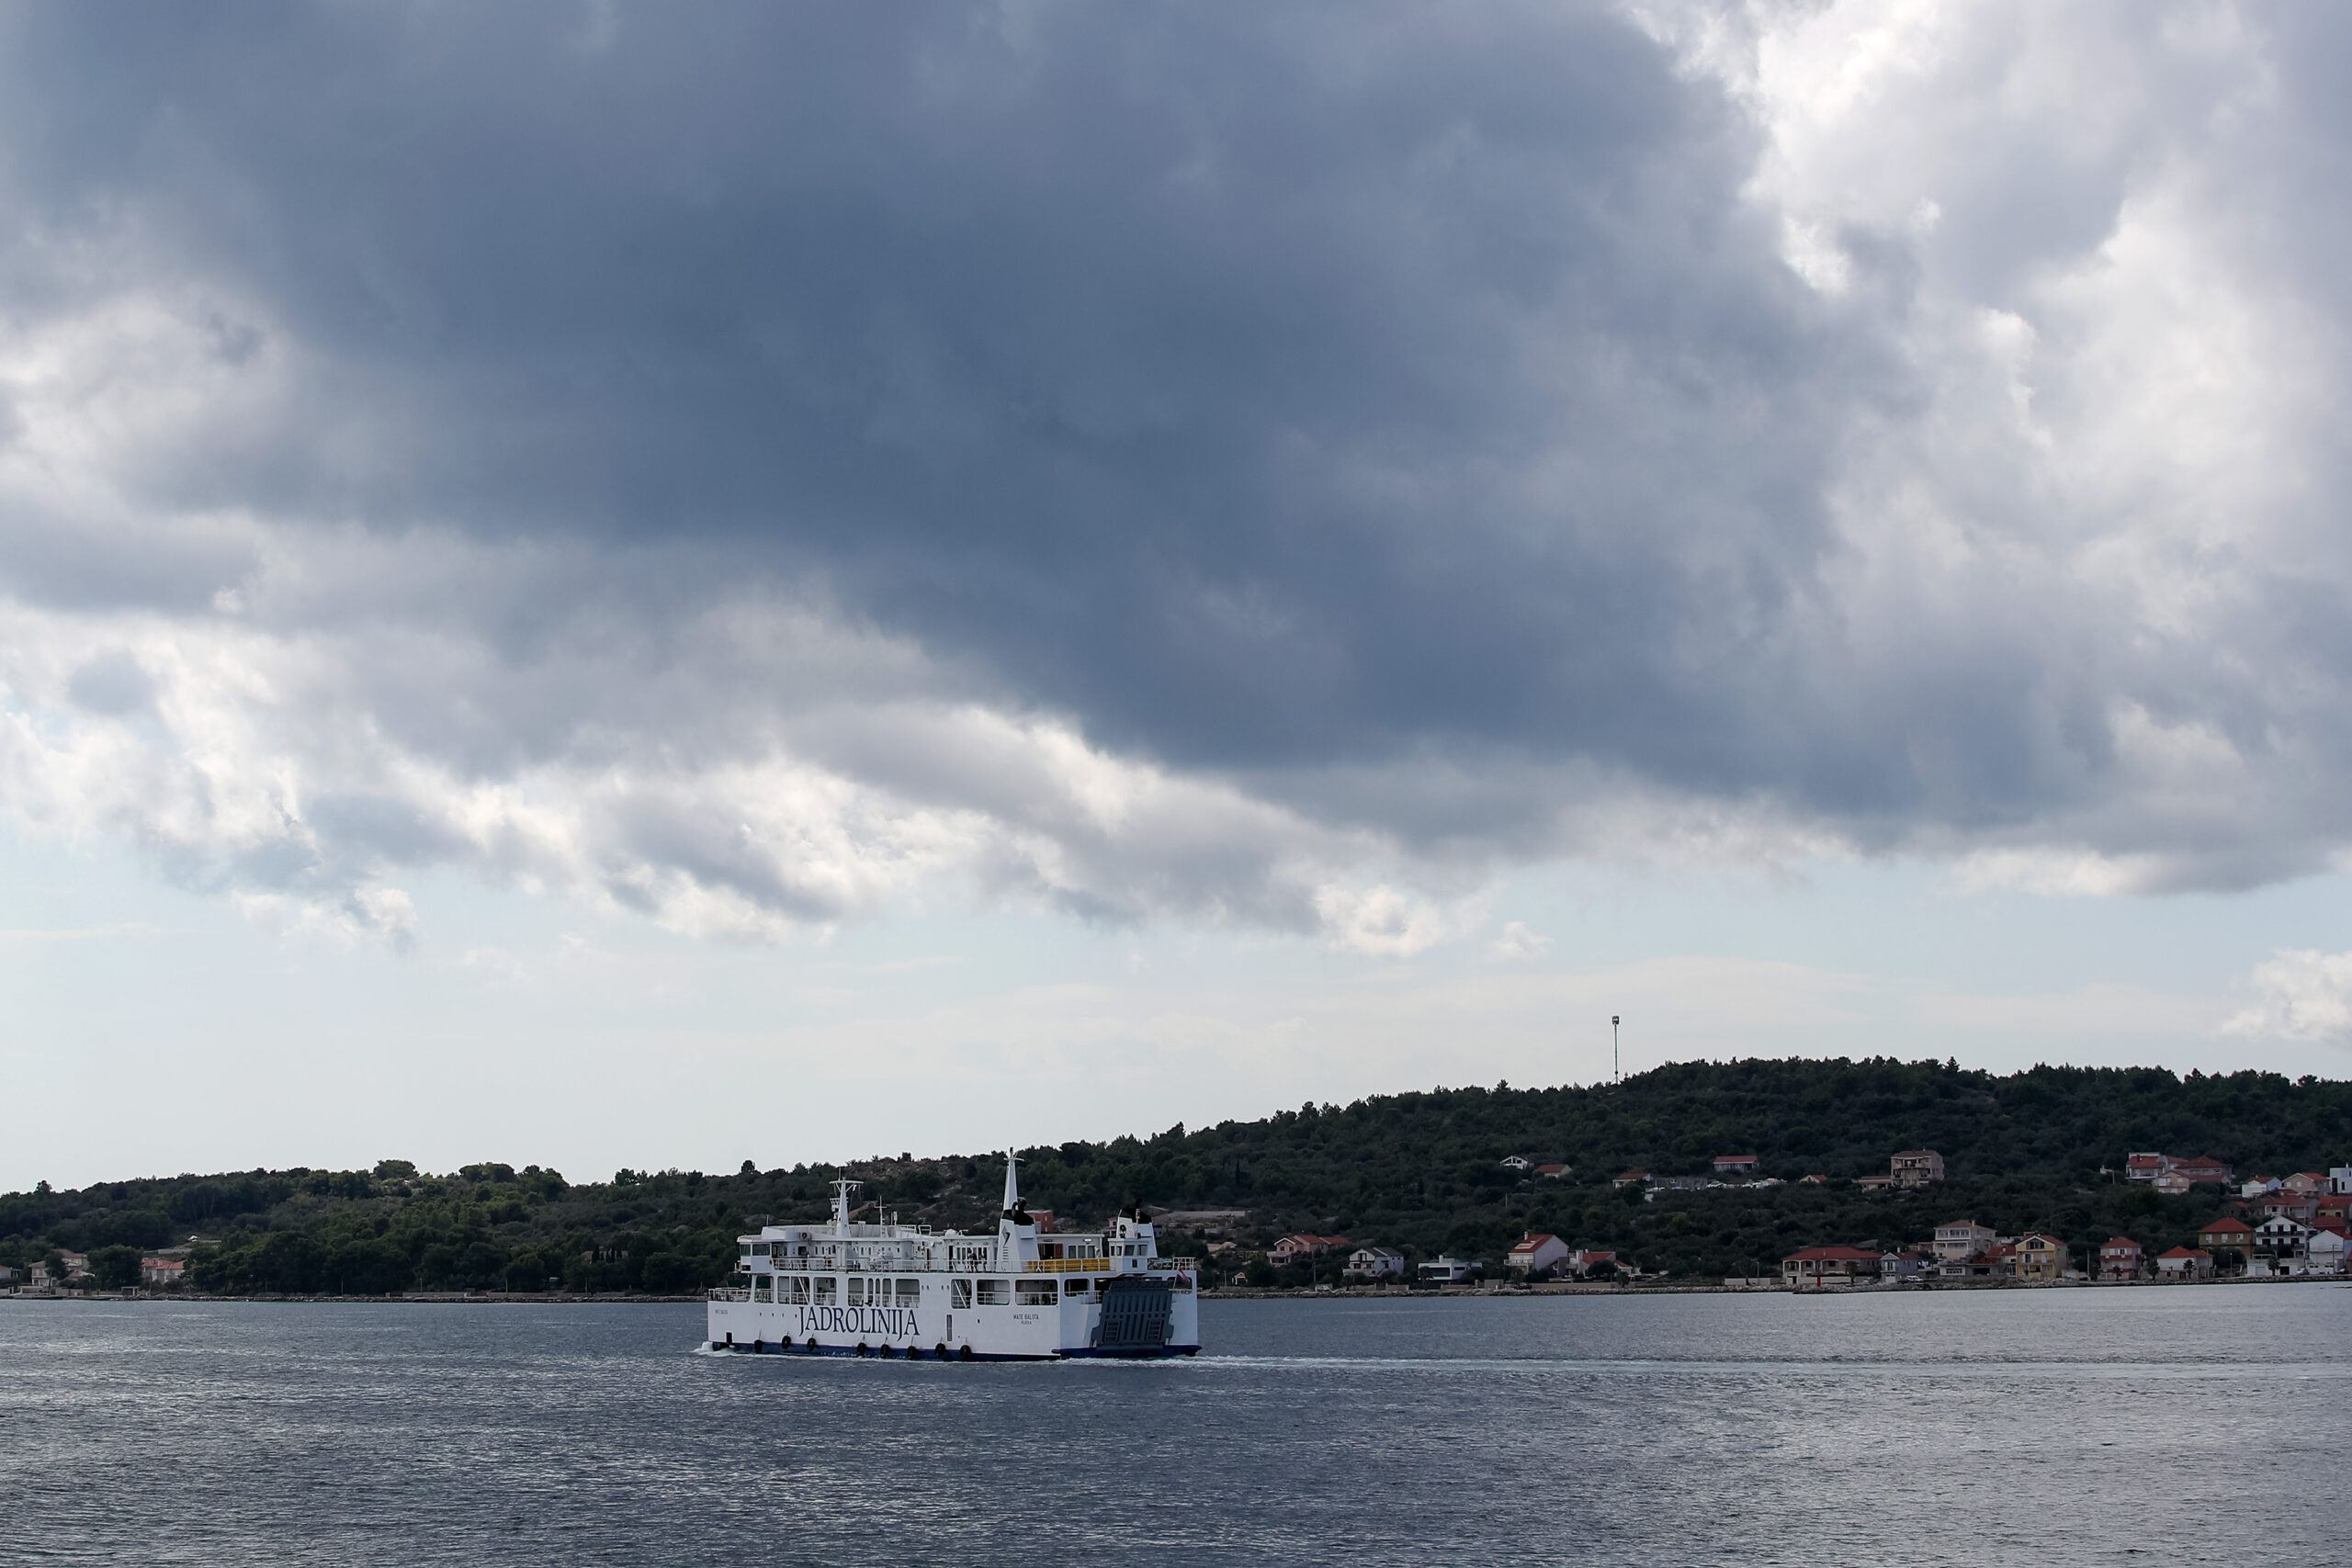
top-left (750, 1276), bottom-right (1134, 1305)
top-left (752, 1278), bottom-right (923, 1306)
top-left (745, 1241), bottom-right (1148, 1258)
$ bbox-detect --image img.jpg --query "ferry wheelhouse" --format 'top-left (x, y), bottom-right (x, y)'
top-left (706, 1152), bottom-right (1201, 1360)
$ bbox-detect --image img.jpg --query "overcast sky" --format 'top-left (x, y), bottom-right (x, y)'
top-left (8, 2), bottom-right (2352, 1190)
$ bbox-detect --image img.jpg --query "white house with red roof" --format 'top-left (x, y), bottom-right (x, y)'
top-left (2252, 1216), bottom-right (2313, 1271)
top-left (1712, 1154), bottom-right (1760, 1176)
top-left (2308, 1226), bottom-right (2348, 1276)
top-left (1506, 1234), bottom-right (1570, 1275)
top-left (2155, 1247), bottom-right (2212, 1280)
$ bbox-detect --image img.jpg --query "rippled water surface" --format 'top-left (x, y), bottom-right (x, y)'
top-left (4, 1287), bottom-right (2345, 1565)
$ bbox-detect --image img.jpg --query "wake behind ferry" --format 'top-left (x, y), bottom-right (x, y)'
top-left (706, 1151), bottom-right (1201, 1360)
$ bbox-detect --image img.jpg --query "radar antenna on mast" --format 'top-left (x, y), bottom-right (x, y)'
top-left (1001, 1148), bottom-right (1027, 1219)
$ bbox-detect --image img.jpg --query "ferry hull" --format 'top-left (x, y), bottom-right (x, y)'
top-left (702, 1337), bottom-right (1202, 1361)
top-left (706, 1286), bottom-right (1199, 1362)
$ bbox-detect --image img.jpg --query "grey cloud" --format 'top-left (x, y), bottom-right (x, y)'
top-left (65, 651), bottom-right (155, 716)
top-left (0, 2), bottom-right (2347, 934)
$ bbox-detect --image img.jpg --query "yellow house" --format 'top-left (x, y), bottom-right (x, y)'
top-left (2014, 1233), bottom-right (2070, 1280)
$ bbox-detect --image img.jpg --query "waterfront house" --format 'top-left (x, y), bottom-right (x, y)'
top-left (1932, 1221), bottom-right (1997, 1262)
top-left (1782, 1246), bottom-right (1883, 1287)
top-left (58, 1252), bottom-right (89, 1280)
top-left (1506, 1234), bottom-right (1571, 1276)
top-left (1341, 1247), bottom-right (1407, 1281)
top-left (1880, 1250), bottom-right (1931, 1280)
top-left (1417, 1256), bottom-right (1479, 1284)
top-left (1566, 1248), bottom-right (1620, 1278)
top-left (1713, 1155), bottom-right (1760, 1177)
top-left (2306, 1227), bottom-right (2347, 1276)
top-left (2014, 1234), bottom-right (2069, 1280)
top-left (1890, 1150), bottom-right (1945, 1188)
top-left (2198, 1217), bottom-right (2256, 1252)
top-left (2252, 1216), bottom-right (2313, 1270)
top-left (1271, 1235), bottom-right (1350, 1264)
top-left (2155, 1247), bottom-right (2214, 1280)
top-left (139, 1258), bottom-right (186, 1289)
top-left (2098, 1237), bottom-right (2145, 1280)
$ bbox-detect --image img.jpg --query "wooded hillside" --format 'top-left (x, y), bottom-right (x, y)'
top-left (5, 1058), bottom-right (2344, 1292)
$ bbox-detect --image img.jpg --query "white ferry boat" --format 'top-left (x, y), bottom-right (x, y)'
top-left (706, 1152), bottom-right (1201, 1360)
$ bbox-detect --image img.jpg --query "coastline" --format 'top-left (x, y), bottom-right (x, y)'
top-left (11, 1276), bottom-right (2342, 1305)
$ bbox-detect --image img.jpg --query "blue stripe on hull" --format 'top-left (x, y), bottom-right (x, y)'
top-left (704, 1341), bottom-right (1200, 1362)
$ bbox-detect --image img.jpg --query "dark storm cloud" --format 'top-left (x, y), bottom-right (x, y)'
top-left (0, 1), bottom-right (2346, 931)
top-left (0, 5), bottom-right (1877, 771)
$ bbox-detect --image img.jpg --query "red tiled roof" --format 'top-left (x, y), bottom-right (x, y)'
top-left (1509, 1235), bottom-right (1560, 1253)
top-left (2101, 1236), bottom-right (2143, 1249)
top-left (2201, 1218), bottom-right (2255, 1235)
top-left (2156, 1247), bottom-right (2210, 1259)
top-left (1785, 1246), bottom-right (1879, 1262)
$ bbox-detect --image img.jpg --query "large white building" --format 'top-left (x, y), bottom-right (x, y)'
top-left (1932, 1221), bottom-right (1996, 1262)
top-left (1505, 1234), bottom-right (1570, 1275)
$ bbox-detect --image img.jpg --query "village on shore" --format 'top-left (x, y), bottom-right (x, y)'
top-left (1200, 1150), bottom-right (2352, 1293)
top-left (10, 1146), bottom-right (2351, 1302)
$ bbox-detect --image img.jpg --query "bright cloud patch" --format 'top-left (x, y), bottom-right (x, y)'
top-left (2223, 950), bottom-right (2352, 1044)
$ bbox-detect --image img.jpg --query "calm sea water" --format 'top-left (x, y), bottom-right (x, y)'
top-left (3, 1287), bottom-right (2344, 1565)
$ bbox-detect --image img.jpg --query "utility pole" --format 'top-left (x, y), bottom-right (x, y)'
top-left (1612, 1016), bottom-right (1621, 1085)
